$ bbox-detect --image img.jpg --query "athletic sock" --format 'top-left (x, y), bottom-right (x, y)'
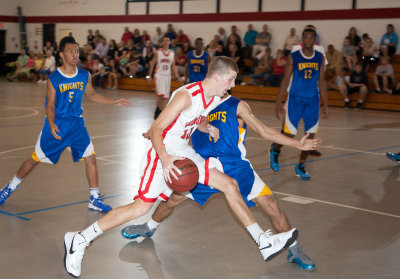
top-left (147, 218), bottom-right (160, 230)
top-left (246, 223), bottom-right (264, 245)
top-left (89, 188), bottom-right (100, 198)
top-left (344, 98), bottom-right (349, 102)
top-left (289, 240), bottom-right (298, 248)
top-left (7, 175), bottom-right (23, 191)
top-left (81, 221), bottom-right (103, 243)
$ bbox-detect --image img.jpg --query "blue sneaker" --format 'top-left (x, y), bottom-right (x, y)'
top-left (288, 243), bottom-right (315, 271)
top-left (386, 152), bottom-right (400, 163)
top-left (121, 223), bottom-right (156, 240)
top-left (269, 145), bottom-right (280, 172)
top-left (88, 194), bottom-right (112, 213)
top-left (295, 163), bottom-right (311, 180)
top-left (0, 183), bottom-right (17, 206)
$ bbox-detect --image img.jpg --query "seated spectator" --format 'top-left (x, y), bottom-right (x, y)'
top-left (121, 26), bottom-right (133, 45)
top-left (170, 39), bottom-right (178, 53)
top-left (87, 29), bottom-right (95, 49)
top-left (252, 24), bottom-right (271, 61)
top-left (228, 25), bottom-right (242, 48)
top-left (141, 30), bottom-right (151, 46)
top-left (33, 52), bottom-right (44, 81)
top-left (107, 39), bottom-right (117, 59)
top-left (92, 37), bottom-right (109, 60)
top-left (361, 36), bottom-right (379, 71)
top-left (218, 27), bottom-right (228, 48)
top-left (226, 43), bottom-right (243, 70)
top-left (380, 24), bottom-right (398, 58)
top-left (164, 23), bottom-right (177, 40)
top-left (152, 26), bottom-right (163, 47)
top-left (174, 46), bottom-right (187, 77)
top-left (214, 43), bottom-right (226, 56)
top-left (243, 47), bottom-right (273, 86)
top-left (326, 44), bottom-right (344, 75)
top-left (342, 37), bottom-right (357, 70)
top-left (115, 41), bottom-right (126, 63)
top-left (142, 41), bottom-right (156, 58)
top-left (126, 50), bottom-right (146, 77)
top-left (176, 29), bottom-right (190, 47)
top-left (6, 49), bottom-right (29, 79)
top-left (132, 28), bottom-right (142, 49)
top-left (106, 58), bottom-right (120, 89)
top-left (93, 29), bottom-right (103, 46)
top-left (347, 27), bottom-right (361, 54)
top-left (326, 68), bottom-right (349, 108)
top-left (181, 40), bottom-right (193, 54)
top-left (206, 39), bottom-right (218, 56)
top-left (125, 39), bottom-right (136, 52)
top-left (82, 54), bottom-right (94, 73)
top-left (143, 45), bottom-right (154, 76)
top-left (283, 28), bottom-right (300, 56)
top-left (268, 49), bottom-right (287, 86)
top-left (7, 49), bottom-right (33, 82)
top-left (37, 51), bottom-right (55, 84)
top-left (243, 24), bottom-right (258, 50)
top-left (345, 62), bottom-right (368, 109)
top-left (118, 50), bottom-right (130, 76)
top-left (373, 56), bottom-right (394, 94)
top-left (43, 41), bottom-right (54, 55)
top-left (91, 58), bottom-right (105, 87)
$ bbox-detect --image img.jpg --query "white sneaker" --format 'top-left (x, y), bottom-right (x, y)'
top-left (64, 232), bottom-right (89, 277)
top-left (259, 228), bottom-right (298, 261)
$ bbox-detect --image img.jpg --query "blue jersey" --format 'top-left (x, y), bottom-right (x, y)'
top-left (47, 67), bottom-right (89, 118)
top-left (288, 49), bottom-right (323, 98)
top-left (192, 96), bottom-right (246, 160)
top-left (188, 50), bottom-right (209, 83)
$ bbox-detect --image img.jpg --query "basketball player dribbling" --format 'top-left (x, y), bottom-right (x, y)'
top-left (147, 36), bottom-right (184, 119)
top-left (64, 57), bottom-right (298, 277)
top-left (0, 36), bottom-right (131, 212)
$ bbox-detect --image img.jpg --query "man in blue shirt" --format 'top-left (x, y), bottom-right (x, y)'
top-left (380, 24), bottom-right (398, 57)
top-left (243, 24), bottom-right (258, 49)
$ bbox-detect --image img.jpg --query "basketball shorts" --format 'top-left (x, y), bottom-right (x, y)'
top-left (134, 141), bottom-right (223, 203)
top-left (32, 117), bottom-right (94, 164)
top-left (284, 94), bottom-right (320, 135)
top-left (187, 157), bottom-right (272, 207)
top-left (154, 74), bottom-right (171, 99)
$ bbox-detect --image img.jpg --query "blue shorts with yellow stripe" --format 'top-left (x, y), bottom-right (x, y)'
top-left (32, 117), bottom-right (94, 164)
top-left (284, 94), bottom-right (320, 135)
top-left (188, 157), bottom-right (272, 207)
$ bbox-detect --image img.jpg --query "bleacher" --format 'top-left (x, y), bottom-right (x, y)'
top-left (118, 55), bottom-right (400, 112)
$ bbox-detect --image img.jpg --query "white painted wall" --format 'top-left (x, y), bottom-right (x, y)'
top-left (305, 0), bottom-right (352, 11)
top-left (358, 0), bottom-right (400, 9)
top-left (262, 0), bottom-right (301, 12)
top-left (221, 0), bottom-right (259, 13)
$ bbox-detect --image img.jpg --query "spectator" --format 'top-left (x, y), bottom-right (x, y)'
top-left (170, 39), bottom-right (178, 53)
top-left (37, 51), bottom-right (55, 84)
top-left (268, 49), bottom-right (287, 86)
top-left (32, 52), bottom-right (44, 81)
top-left (218, 27), bottom-right (228, 48)
top-left (380, 24), bottom-right (398, 58)
top-left (127, 50), bottom-right (146, 77)
top-left (227, 43), bottom-right (243, 70)
top-left (164, 23), bottom-right (177, 40)
top-left (43, 41), bottom-right (54, 55)
top-left (121, 26), bottom-right (133, 45)
top-left (326, 68), bottom-right (350, 108)
top-left (82, 54), bottom-right (94, 73)
top-left (361, 36), bottom-right (379, 71)
top-left (283, 28), bottom-right (301, 56)
top-left (92, 37), bottom-right (109, 60)
top-left (143, 44), bottom-right (154, 76)
top-left (91, 58), bottom-right (104, 88)
top-left (107, 39), bottom-right (117, 59)
top-left (174, 46), bottom-right (187, 77)
top-left (326, 44), bottom-right (344, 75)
top-left (8, 51), bottom-right (35, 82)
top-left (243, 47), bottom-right (273, 86)
top-left (115, 41), bottom-right (126, 64)
top-left (87, 29), bottom-right (95, 49)
top-left (373, 56), bottom-right (394, 94)
top-left (106, 58), bottom-right (119, 89)
top-left (125, 39), bottom-right (136, 52)
top-left (141, 30), bottom-right (151, 46)
top-left (347, 27), bottom-right (361, 54)
top-left (342, 37), bottom-right (357, 70)
top-left (152, 26), bottom-right (163, 47)
top-left (228, 25), bottom-right (242, 48)
top-left (206, 39), bottom-right (218, 56)
top-left (243, 24), bottom-right (258, 49)
top-left (181, 40), bottom-right (193, 54)
top-left (214, 43), bottom-right (226, 56)
top-left (142, 40), bottom-right (156, 57)
top-left (176, 29), bottom-right (190, 47)
top-left (93, 29), bottom-right (102, 45)
top-left (132, 28), bottom-right (142, 49)
top-left (118, 50), bottom-right (130, 76)
top-left (6, 49), bottom-right (29, 81)
top-left (346, 62), bottom-right (368, 109)
top-left (252, 24), bottom-right (272, 61)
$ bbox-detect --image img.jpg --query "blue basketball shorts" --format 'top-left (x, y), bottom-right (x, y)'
top-left (284, 94), bottom-right (320, 135)
top-left (187, 157), bottom-right (272, 207)
top-left (32, 117), bottom-right (94, 164)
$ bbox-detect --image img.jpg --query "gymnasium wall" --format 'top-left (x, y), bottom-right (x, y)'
top-left (1, 0), bottom-right (400, 54)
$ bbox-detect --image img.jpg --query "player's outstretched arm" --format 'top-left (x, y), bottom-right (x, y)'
top-left (45, 79), bottom-right (61, 140)
top-left (319, 56), bottom-right (329, 120)
top-left (275, 55), bottom-right (293, 120)
top-left (84, 73), bottom-right (131, 107)
top-left (238, 101), bottom-right (321, 150)
top-left (148, 90), bottom-right (191, 183)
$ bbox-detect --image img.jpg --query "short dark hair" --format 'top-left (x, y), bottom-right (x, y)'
top-left (59, 36), bottom-right (78, 52)
top-left (302, 28), bottom-right (316, 37)
top-left (195, 38), bottom-right (204, 44)
top-left (387, 24), bottom-right (394, 29)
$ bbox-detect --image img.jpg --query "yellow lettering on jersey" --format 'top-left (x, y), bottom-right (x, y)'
top-left (208, 111), bottom-right (227, 123)
top-left (190, 59), bottom-right (205, 65)
top-left (298, 62), bottom-right (319, 71)
top-left (59, 82), bottom-right (84, 94)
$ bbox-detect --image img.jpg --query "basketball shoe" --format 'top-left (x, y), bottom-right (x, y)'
top-left (295, 163), bottom-right (311, 180)
top-left (64, 232), bottom-right (89, 278)
top-left (269, 145), bottom-right (280, 172)
top-left (288, 243), bottom-right (315, 271)
top-left (259, 228), bottom-right (298, 261)
top-left (88, 195), bottom-right (112, 213)
top-left (121, 223), bottom-right (156, 239)
top-left (0, 183), bottom-right (18, 206)
top-left (386, 152), bottom-right (400, 163)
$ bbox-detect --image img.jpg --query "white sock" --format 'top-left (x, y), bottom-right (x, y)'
top-left (246, 223), bottom-right (264, 244)
top-left (81, 221), bottom-right (103, 243)
top-left (147, 218), bottom-right (160, 230)
top-left (7, 175), bottom-right (23, 190)
top-left (89, 188), bottom-right (100, 198)
top-left (344, 98), bottom-right (349, 102)
top-left (289, 240), bottom-right (298, 248)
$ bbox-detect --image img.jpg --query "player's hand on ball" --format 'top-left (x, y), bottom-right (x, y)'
top-left (113, 98), bottom-right (131, 108)
top-left (207, 124), bottom-right (219, 143)
top-left (160, 154), bottom-right (184, 183)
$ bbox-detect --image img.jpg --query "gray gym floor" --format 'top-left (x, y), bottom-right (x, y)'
top-left (0, 80), bottom-right (399, 279)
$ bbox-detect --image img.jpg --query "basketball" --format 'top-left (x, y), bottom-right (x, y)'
top-left (166, 158), bottom-right (199, 192)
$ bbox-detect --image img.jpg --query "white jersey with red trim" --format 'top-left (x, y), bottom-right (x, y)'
top-left (291, 44), bottom-right (327, 65)
top-left (162, 81), bottom-right (221, 155)
top-left (155, 48), bottom-right (174, 76)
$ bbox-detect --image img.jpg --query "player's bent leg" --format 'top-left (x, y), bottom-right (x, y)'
top-left (121, 193), bottom-right (188, 240)
top-left (254, 195), bottom-right (291, 233)
top-left (288, 243), bottom-right (316, 271)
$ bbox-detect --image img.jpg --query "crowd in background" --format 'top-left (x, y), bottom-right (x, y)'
top-left (4, 22), bottom-right (400, 96)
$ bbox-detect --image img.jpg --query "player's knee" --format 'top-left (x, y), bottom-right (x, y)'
top-left (223, 177), bottom-right (240, 196)
top-left (84, 154), bottom-right (96, 165)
